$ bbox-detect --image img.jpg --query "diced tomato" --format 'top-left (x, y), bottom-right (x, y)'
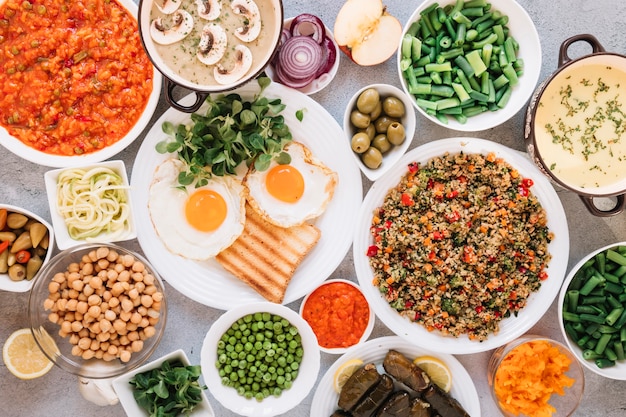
top-left (366, 245), bottom-right (378, 257)
top-left (518, 186), bottom-right (529, 197)
top-left (521, 178), bottom-right (534, 188)
top-left (445, 211), bottom-right (460, 223)
top-left (408, 162), bottom-right (419, 173)
top-left (539, 271), bottom-right (549, 280)
top-left (401, 193), bottom-right (414, 206)
top-left (445, 190), bottom-right (459, 199)
top-left (432, 231), bottom-right (444, 241)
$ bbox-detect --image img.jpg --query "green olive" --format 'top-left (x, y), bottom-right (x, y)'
top-left (374, 116), bottom-right (398, 134)
top-left (350, 110), bottom-right (371, 129)
top-left (351, 132), bottom-right (371, 154)
top-left (359, 123), bottom-right (376, 141)
top-left (387, 122), bottom-right (406, 145)
top-left (369, 100), bottom-right (382, 120)
top-left (382, 96), bottom-right (406, 118)
top-left (371, 134), bottom-right (391, 154)
top-left (356, 88), bottom-right (380, 114)
top-left (361, 146), bottom-right (383, 169)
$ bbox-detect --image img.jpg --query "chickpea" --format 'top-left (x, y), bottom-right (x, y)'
top-left (96, 247), bottom-right (109, 260)
top-left (132, 261), bottom-right (145, 273)
top-left (61, 320), bottom-right (72, 334)
top-left (48, 281), bottom-right (60, 294)
top-left (119, 349), bottom-right (131, 363)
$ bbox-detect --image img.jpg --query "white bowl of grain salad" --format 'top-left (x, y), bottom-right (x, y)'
top-left (353, 137), bottom-right (570, 354)
top-left (27, 243), bottom-right (167, 379)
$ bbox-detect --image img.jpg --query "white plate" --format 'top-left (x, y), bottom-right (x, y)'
top-left (310, 336), bottom-right (481, 416)
top-left (113, 349), bottom-right (214, 417)
top-left (353, 137), bottom-right (569, 354)
top-left (131, 81), bottom-right (363, 309)
top-left (200, 302), bottom-right (320, 417)
top-left (265, 16), bottom-right (341, 95)
top-left (44, 160), bottom-right (137, 250)
top-left (0, 0), bottom-right (162, 168)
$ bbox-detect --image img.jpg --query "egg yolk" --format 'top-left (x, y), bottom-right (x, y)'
top-left (185, 189), bottom-right (227, 232)
top-left (266, 164), bottom-right (305, 203)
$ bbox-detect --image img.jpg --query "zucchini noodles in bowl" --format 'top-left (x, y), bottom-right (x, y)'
top-left (44, 161), bottom-right (137, 250)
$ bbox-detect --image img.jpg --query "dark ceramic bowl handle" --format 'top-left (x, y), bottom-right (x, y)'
top-left (558, 34), bottom-right (606, 67)
top-left (579, 194), bottom-right (626, 217)
top-left (164, 78), bottom-right (209, 113)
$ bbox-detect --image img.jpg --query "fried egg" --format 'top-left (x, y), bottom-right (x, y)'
top-left (148, 159), bottom-right (246, 260)
top-left (244, 141), bottom-right (337, 227)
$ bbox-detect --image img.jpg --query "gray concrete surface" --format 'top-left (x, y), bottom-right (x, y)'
top-left (2, 0), bottom-right (626, 416)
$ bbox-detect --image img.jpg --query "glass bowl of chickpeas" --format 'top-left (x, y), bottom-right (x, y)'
top-left (27, 242), bottom-right (167, 379)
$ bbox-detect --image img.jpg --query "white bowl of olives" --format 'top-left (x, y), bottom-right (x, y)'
top-left (343, 84), bottom-right (416, 181)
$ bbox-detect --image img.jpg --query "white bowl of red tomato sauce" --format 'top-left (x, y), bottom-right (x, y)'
top-left (299, 278), bottom-right (374, 354)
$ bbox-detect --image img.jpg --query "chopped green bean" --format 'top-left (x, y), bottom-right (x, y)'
top-left (402, 0), bottom-right (522, 124)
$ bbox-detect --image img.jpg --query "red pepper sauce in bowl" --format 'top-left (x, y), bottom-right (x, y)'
top-left (301, 280), bottom-right (371, 350)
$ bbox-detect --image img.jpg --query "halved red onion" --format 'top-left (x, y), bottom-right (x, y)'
top-left (290, 13), bottom-right (325, 44)
top-left (315, 35), bottom-right (337, 78)
top-left (277, 35), bottom-right (324, 81)
top-left (274, 60), bottom-right (318, 89)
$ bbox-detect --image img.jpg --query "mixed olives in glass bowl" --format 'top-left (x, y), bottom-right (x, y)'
top-left (343, 84), bottom-right (416, 181)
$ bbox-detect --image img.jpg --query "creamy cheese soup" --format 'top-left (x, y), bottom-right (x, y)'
top-left (150, 0), bottom-right (277, 85)
top-left (534, 63), bottom-right (626, 189)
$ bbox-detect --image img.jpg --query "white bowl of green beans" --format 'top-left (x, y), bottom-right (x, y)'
top-left (559, 242), bottom-right (626, 379)
top-left (200, 302), bottom-right (320, 416)
top-left (397, 0), bottom-right (541, 131)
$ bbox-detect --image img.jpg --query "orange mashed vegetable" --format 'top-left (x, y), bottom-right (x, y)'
top-left (494, 339), bottom-right (575, 417)
top-left (0, 0), bottom-right (154, 155)
top-left (302, 281), bottom-right (370, 349)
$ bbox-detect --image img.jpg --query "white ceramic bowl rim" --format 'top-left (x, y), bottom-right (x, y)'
top-left (0, 204), bottom-right (55, 293)
top-left (558, 241), bottom-right (626, 380)
top-left (343, 83), bottom-right (417, 182)
top-left (397, 0), bottom-right (542, 132)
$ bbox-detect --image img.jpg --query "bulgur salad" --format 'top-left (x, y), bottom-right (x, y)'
top-left (367, 152), bottom-right (553, 341)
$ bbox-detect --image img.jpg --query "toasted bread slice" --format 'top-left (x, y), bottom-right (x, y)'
top-left (216, 204), bottom-right (321, 303)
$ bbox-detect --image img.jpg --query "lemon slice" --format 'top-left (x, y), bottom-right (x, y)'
top-left (413, 355), bottom-right (452, 392)
top-left (333, 358), bottom-right (364, 393)
top-left (3, 328), bottom-right (55, 380)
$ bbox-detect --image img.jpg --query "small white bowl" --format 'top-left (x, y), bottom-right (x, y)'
top-left (113, 349), bottom-right (214, 417)
top-left (200, 302), bottom-right (320, 417)
top-left (558, 242), bottom-right (626, 380)
top-left (397, 0), bottom-right (541, 131)
top-left (343, 83), bottom-right (416, 182)
top-left (0, 204), bottom-right (54, 292)
top-left (265, 15), bottom-right (340, 95)
top-left (299, 279), bottom-right (375, 354)
top-left (44, 160), bottom-right (136, 250)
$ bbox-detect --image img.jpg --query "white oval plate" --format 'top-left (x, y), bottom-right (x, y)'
top-left (0, 0), bottom-right (162, 168)
top-left (353, 137), bottom-right (569, 354)
top-left (310, 336), bottom-right (480, 416)
top-left (200, 302), bottom-right (320, 416)
top-left (131, 81), bottom-right (362, 309)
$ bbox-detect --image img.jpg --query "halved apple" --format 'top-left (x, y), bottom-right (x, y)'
top-left (333, 0), bottom-right (402, 66)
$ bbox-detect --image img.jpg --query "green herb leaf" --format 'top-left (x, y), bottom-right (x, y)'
top-left (154, 78), bottom-right (293, 186)
top-left (296, 109), bottom-right (304, 121)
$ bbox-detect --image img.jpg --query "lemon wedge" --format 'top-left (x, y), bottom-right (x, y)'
top-left (333, 358), bottom-right (364, 393)
top-left (413, 355), bottom-right (452, 392)
top-left (3, 328), bottom-right (55, 380)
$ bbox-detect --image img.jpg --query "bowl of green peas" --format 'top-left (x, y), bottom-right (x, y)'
top-left (200, 301), bottom-right (320, 416)
top-left (559, 242), bottom-right (626, 379)
top-left (397, 0), bottom-right (541, 131)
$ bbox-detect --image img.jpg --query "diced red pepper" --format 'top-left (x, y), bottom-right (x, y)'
top-left (428, 250), bottom-right (436, 260)
top-left (401, 193), bottom-right (414, 206)
top-left (445, 211), bottom-right (460, 223)
top-left (384, 220), bottom-right (392, 229)
top-left (521, 178), bottom-right (534, 188)
top-left (15, 250), bottom-right (31, 264)
top-left (432, 231), bottom-right (444, 241)
top-left (539, 271), bottom-right (549, 280)
top-left (408, 162), bottom-right (419, 173)
top-left (366, 245), bottom-right (378, 257)
top-left (445, 190), bottom-right (459, 199)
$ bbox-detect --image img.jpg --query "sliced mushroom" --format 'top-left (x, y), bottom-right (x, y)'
top-left (214, 44), bottom-right (253, 85)
top-left (150, 10), bottom-right (194, 45)
top-left (197, 23), bottom-right (227, 66)
top-left (231, 0), bottom-right (261, 42)
top-left (196, 0), bottom-right (221, 20)
top-left (155, 0), bottom-right (182, 15)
